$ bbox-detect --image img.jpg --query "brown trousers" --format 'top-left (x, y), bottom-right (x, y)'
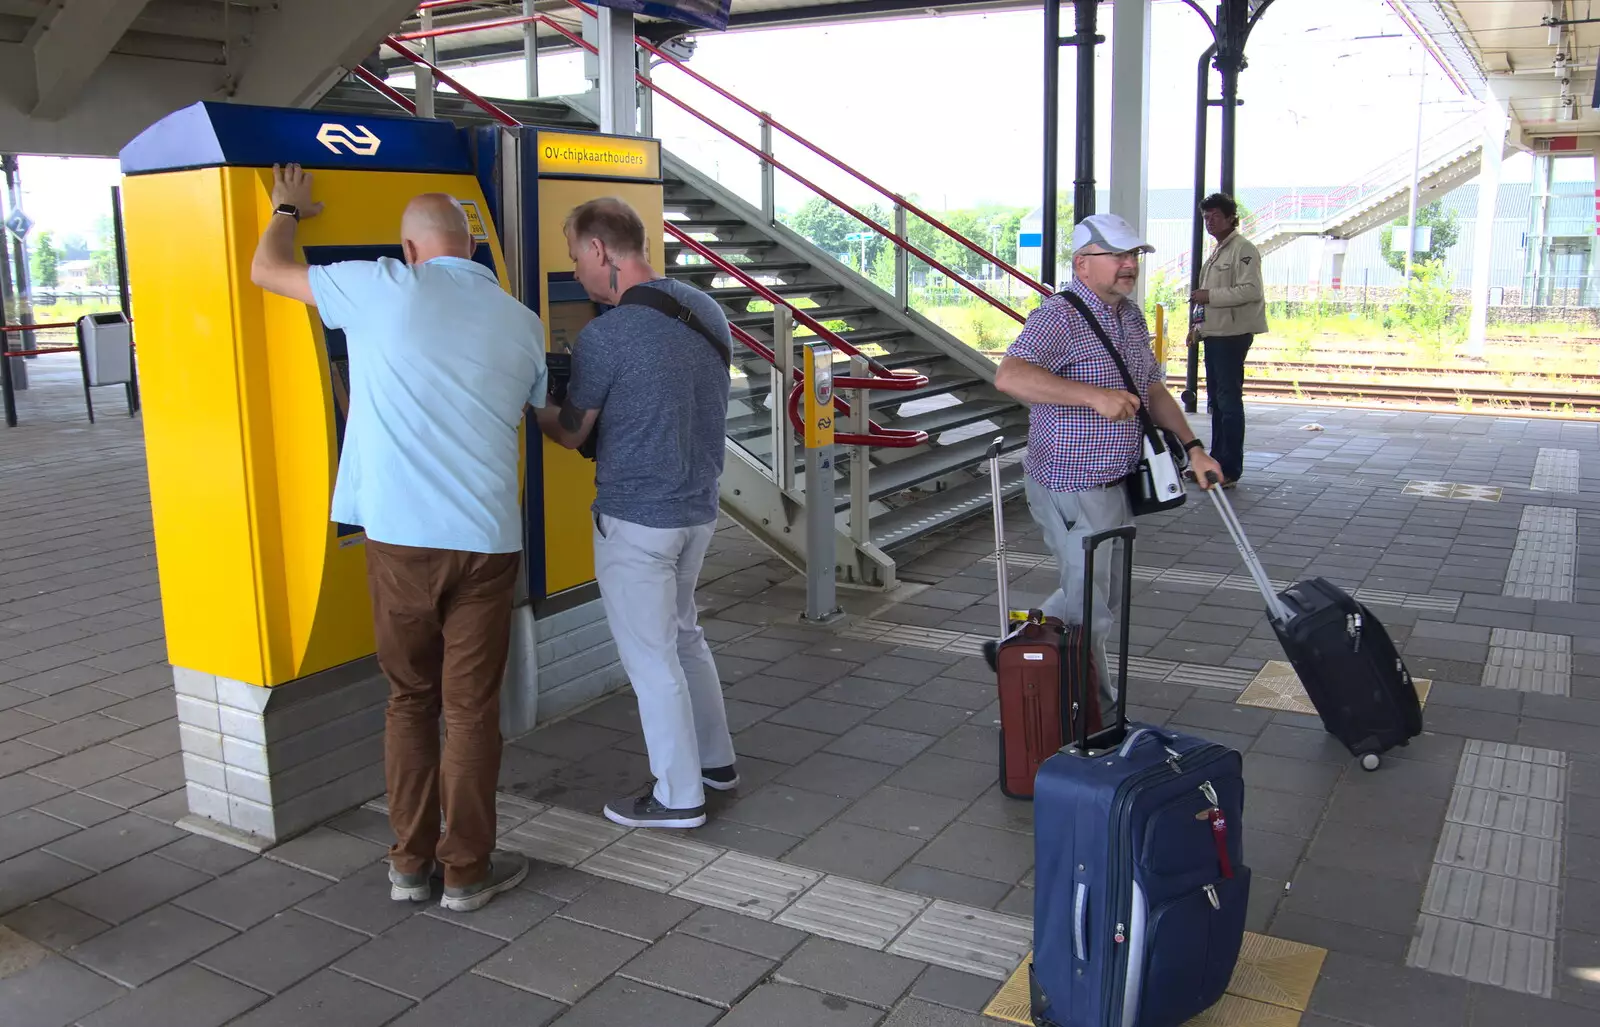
top-left (365, 540), bottom-right (519, 890)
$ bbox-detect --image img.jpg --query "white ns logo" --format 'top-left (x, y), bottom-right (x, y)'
top-left (316, 123), bottom-right (381, 156)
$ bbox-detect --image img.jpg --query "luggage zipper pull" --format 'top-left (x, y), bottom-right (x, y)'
top-left (1204, 884), bottom-right (1220, 910)
top-left (1114, 923), bottom-right (1126, 944)
top-left (1165, 747), bottom-right (1183, 775)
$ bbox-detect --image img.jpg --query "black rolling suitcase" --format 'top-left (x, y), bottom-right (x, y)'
top-left (1207, 479), bottom-right (1421, 770)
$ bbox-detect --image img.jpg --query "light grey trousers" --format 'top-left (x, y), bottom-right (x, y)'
top-left (1023, 476), bottom-right (1133, 718)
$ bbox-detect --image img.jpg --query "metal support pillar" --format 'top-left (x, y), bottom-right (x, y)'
top-left (2, 155), bottom-right (33, 387)
top-left (597, 8), bottom-right (637, 135)
top-left (523, 0), bottom-right (540, 98)
top-left (1183, 45), bottom-right (1215, 413)
top-left (1403, 52), bottom-right (1426, 282)
top-left (759, 115), bottom-right (775, 225)
top-left (1110, 0), bottom-right (1152, 307)
top-left (801, 341), bottom-right (842, 624)
top-left (1467, 93), bottom-right (1507, 357)
top-left (894, 205), bottom-right (909, 307)
top-left (638, 47), bottom-right (654, 137)
top-left (1042, 0), bottom-right (1061, 286)
top-left (417, 9), bottom-right (435, 119)
top-left (1069, 0), bottom-right (1101, 224)
top-left (849, 355), bottom-right (870, 546)
top-left (1214, 0), bottom-right (1248, 197)
top-left (773, 308), bottom-right (795, 492)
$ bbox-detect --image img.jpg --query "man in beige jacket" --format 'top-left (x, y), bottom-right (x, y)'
top-left (1189, 192), bottom-right (1267, 487)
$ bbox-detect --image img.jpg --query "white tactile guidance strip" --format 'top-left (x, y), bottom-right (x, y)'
top-left (1502, 506), bottom-right (1578, 602)
top-left (487, 796), bottom-right (1038, 982)
top-left (1530, 448), bottom-right (1580, 493)
top-left (1408, 741), bottom-right (1568, 997)
top-left (1481, 629), bottom-right (1572, 696)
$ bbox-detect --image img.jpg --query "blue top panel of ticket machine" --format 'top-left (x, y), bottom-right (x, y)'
top-left (120, 101), bottom-right (474, 175)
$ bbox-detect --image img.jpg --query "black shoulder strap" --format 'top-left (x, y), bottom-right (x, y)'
top-left (1061, 290), bottom-right (1160, 442)
top-left (617, 284), bottom-right (732, 371)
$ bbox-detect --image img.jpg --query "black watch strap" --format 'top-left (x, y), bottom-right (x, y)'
top-left (1184, 438), bottom-right (1205, 452)
top-left (274, 204), bottom-right (299, 221)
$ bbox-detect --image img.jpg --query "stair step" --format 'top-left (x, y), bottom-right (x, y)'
top-left (730, 304), bottom-right (877, 328)
top-left (892, 400), bottom-right (1017, 437)
top-left (870, 455), bottom-right (1028, 550)
top-left (704, 283), bottom-right (843, 304)
top-left (668, 260), bottom-right (813, 277)
top-left (869, 373), bottom-right (983, 407)
top-left (832, 434), bottom-right (1025, 510)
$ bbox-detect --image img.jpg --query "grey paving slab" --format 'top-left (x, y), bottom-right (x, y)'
top-left (152, 835), bottom-right (258, 877)
top-left (716, 982), bottom-right (885, 1027)
top-left (824, 724), bottom-right (939, 766)
top-left (616, 931), bottom-right (775, 1008)
top-left (1309, 950), bottom-right (1473, 1027)
top-left (0, 951), bottom-right (126, 1027)
top-left (0, 770), bottom-right (68, 816)
top-left (786, 821), bottom-right (927, 884)
top-left (769, 697), bottom-right (876, 735)
top-left (775, 935), bottom-right (925, 1008)
top-left (78, 774), bottom-right (162, 810)
top-left (335, 912), bottom-right (506, 1001)
top-left (0, 807), bottom-right (79, 861)
top-left (909, 965), bottom-right (1002, 1015)
top-left (226, 967), bottom-right (414, 1027)
top-left (885, 864), bottom-right (1010, 909)
top-left (0, 849), bottom-right (96, 915)
top-left (472, 915), bottom-right (647, 1004)
top-left (551, 976), bottom-right (723, 1027)
top-left (388, 972), bottom-right (563, 1027)
top-left (28, 742), bottom-right (151, 789)
top-left (732, 722), bottom-right (835, 765)
top-left (265, 826), bottom-right (387, 881)
top-left (558, 878), bottom-right (696, 941)
top-left (424, 880), bottom-right (563, 940)
top-left (32, 789), bottom-right (125, 828)
top-left (841, 785), bottom-right (969, 839)
top-left (686, 817), bottom-right (801, 858)
top-left (722, 783), bottom-right (851, 836)
top-left (675, 905), bottom-right (807, 960)
top-left (76, 963), bottom-right (267, 1027)
top-left (1, 898), bottom-right (111, 951)
top-left (775, 752), bottom-right (897, 799)
top-left (173, 857), bottom-right (330, 930)
top-left (291, 862), bottom-right (420, 937)
top-left (54, 852), bottom-right (210, 925)
top-left (68, 903), bottom-right (237, 988)
top-left (912, 821), bottom-right (1033, 886)
top-left (192, 906), bottom-right (366, 993)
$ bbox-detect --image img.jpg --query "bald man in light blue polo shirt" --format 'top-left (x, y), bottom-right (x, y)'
top-left (251, 164), bottom-right (545, 915)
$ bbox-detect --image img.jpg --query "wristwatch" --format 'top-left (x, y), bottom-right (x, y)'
top-left (1183, 438), bottom-right (1205, 453)
top-left (273, 203), bottom-right (300, 221)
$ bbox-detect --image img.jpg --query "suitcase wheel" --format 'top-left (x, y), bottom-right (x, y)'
top-left (1360, 753), bottom-right (1381, 772)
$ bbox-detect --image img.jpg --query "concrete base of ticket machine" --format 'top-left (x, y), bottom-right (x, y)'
top-left (118, 103), bottom-right (664, 849)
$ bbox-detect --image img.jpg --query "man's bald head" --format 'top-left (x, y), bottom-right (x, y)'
top-left (400, 193), bottom-right (474, 263)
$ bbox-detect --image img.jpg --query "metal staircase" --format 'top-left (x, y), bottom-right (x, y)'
top-left (318, 79), bottom-right (1033, 589)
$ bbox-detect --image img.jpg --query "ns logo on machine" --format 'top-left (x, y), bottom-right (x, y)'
top-left (316, 122), bottom-right (382, 156)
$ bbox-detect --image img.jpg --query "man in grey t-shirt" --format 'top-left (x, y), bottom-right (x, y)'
top-left (536, 197), bottom-right (737, 830)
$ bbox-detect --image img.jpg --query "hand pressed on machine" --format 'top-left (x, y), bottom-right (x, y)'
top-left (249, 163), bottom-right (322, 305)
top-left (271, 163), bottom-right (325, 220)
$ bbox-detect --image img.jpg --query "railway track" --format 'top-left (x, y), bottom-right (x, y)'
top-left (1199, 376), bottom-right (1600, 412)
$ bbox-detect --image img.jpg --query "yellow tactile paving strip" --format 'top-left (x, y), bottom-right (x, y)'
top-left (1236, 660), bottom-right (1431, 716)
top-left (983, 933), bottom-right (1327, 1026)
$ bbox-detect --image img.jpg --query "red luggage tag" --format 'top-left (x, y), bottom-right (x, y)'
top-left (1200, 782), bottom-right (1233, 879)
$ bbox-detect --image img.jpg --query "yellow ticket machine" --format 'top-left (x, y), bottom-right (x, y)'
top-left (118, 103), bottom-right (662, 847)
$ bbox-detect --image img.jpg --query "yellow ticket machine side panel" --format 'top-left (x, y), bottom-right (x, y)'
top-left (126, 165), bottom-right (512, 687)
top-left (122, 168), bottom-right (276, 685)
top-left (534, 178), bottom-right (666, 598)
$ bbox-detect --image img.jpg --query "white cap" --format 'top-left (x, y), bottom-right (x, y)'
top-left (1072, 213), bottom-right (1155, 255)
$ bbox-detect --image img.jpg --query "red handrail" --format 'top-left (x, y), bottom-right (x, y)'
top-left (381, 37), bottom-right (519, 127)
top-left (563, 0), bottom-right (1050, 301)
top-left (1, 321), bottom-right (79, 332)
top-left (353, 65), bottom-right (419, 113)
top-left (395, 14), bottom-right (544, 42)
top-left (355, 42), bottom-right (927, 449)
top-left (397, 5), bottom-right (1036, 320)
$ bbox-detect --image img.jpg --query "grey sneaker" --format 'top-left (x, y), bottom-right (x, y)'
top-left (701, 764), bottom-right (740, 792)
top-left (440, 852), bottom-right (530, 913)
top-left (389, 861), bottom-right (435, 902)
top-left (604, 788), bottom-right (707, 829)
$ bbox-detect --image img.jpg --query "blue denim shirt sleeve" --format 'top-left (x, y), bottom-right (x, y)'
top-left (307, 259), bottom-right (399, 332)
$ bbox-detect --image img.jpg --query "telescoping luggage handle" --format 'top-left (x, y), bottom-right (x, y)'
top-left (988, 436), bottom-right (1009, 638)
top-left (1204, 473), bottom-right (1292, 624)
top-left (1073, 525), bottom-right (1137, 755)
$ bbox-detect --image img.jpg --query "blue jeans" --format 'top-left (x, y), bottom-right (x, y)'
top-left (1203, 333), bottom-right (1253, 481)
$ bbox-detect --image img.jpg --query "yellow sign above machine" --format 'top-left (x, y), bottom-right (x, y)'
top-left (536, 131), bottom-right (661, 180)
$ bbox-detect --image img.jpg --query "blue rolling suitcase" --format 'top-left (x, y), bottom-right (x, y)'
top-left (1030, 527), bottom-right (1249, 1027)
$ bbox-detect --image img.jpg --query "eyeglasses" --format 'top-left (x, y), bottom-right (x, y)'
top-left (1082, 250), bottom-right (1143, 264)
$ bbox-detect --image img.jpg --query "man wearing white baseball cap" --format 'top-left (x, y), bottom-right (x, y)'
top-left (994, 213), bottom-right (1221, 712)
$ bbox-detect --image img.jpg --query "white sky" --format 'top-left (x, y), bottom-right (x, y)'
top-left (10, 0), bottom-right (1579, 244)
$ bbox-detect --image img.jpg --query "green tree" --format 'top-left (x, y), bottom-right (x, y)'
top-left (29, 230), bottom-right (60, 288)
top-left (784, 196), bottom-right (890, 273)
top-left (88, 248), bottom-right (118, 287)
top-left (1380, 201), bottom-right (1460, 275)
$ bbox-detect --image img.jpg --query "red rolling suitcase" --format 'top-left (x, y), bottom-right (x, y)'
top-left (985, 438), bottom-right (1103, 800)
